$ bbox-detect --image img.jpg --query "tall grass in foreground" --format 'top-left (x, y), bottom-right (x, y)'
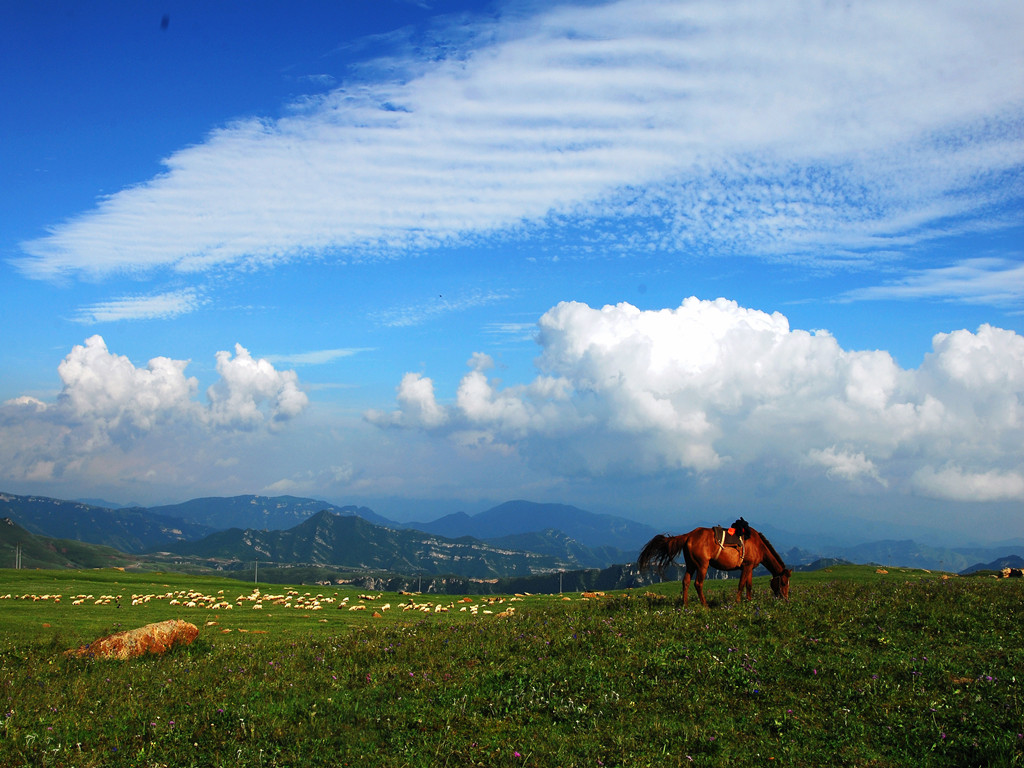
top-left (1, 572), bottom-right (1022, 767)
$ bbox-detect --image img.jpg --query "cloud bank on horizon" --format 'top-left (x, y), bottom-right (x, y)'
top-left (368, 298), bottom-right (1024, 503)
top-left (2, 337), bottom-right (308, 483)
top-left (15, 0), bottom-right (1024, 298)
top-left (5, 297), bottom-right (1021, 508)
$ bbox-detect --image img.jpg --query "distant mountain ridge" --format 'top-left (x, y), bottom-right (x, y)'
top-left (0, 493), bottom-right (214, 554)
top-left (813, 539), bottom-right (1024, 574)
top-left (165, 510), bottom-right (577, 578)
top-left (961, 554), bottom-right (1024, 574)
top-left (147, 494), bottom-right (394, 531)
top-left (405, 499), bottom-right (659, 554)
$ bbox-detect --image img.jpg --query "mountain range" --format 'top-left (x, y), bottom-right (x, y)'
top-left (0, 493), bottom-right (649, 578)
top-left (2, 491), bottom-right (1023, 578)
top-left (0, 493), bottom-right (213, 552)
top-left (166, 511), bottom-right (571, 577)
top-left (147, 495), bottom-right (393, 530)
top-left (403, 500), bottom-right (654, 552)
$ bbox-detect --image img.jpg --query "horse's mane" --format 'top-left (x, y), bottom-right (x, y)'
top-left (756, 530), bottom-right (787, 574)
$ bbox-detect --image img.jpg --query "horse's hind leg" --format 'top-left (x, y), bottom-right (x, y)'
top-left (682, 567), bottom-right (693, 605)
top-left (695, 564), bottom-right (710, 608)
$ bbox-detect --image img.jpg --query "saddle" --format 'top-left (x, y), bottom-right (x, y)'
top-left (712, 517), bottom-right (751, 561)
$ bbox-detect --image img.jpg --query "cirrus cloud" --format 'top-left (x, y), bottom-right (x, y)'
top-left (73, 288), bottom-right (205, 324)
top-left (17, 0), bottom-right (1024, 281)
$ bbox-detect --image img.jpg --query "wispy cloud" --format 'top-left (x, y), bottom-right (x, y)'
top-left (73, 288), bottom-right (204, 323)
top-left (17, 0), bottom-right (1024, 280)
top-left (371, 290), bottom-right (511, 328)
top-left (264, 348), bottom-right (374, 366)
top-left (840, 258), bottom-right (1024, 306)
top-left (484, 321), bottom-right (538, 343)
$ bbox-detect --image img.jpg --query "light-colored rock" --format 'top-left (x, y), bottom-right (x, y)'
top-left (67, 619), bottom-right (199, 660)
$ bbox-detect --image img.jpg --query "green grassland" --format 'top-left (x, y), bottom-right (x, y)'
top-left (1, 566), bottom-right (1021, 767)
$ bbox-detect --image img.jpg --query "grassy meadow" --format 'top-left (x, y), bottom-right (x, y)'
top-left (0, 566), bottom-right (1021, 767)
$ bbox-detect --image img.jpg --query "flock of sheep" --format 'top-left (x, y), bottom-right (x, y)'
top-left (0, 587), bottom-right (598, 619)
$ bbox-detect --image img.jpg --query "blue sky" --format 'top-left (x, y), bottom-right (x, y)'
top-left (2, 0), bottom-right (1022, 543)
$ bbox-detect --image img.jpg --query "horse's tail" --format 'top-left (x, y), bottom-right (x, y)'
top-left (636, 534), bottom-right (685, 575)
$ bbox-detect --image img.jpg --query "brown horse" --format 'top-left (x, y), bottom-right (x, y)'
top-left (637, 526), bottom-right (792, 607)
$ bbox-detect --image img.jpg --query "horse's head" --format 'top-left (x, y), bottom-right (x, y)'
top-left (770, 569), bottom-right (792, 600)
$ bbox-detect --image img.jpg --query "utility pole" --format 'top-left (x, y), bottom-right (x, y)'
top-left (254, 558), bottom-right (258, 584)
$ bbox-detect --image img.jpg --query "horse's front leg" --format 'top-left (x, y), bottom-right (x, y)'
top-left (737, 565), bottom-right (753, 602)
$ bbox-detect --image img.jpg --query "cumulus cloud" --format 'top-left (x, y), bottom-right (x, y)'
top-left (912, 465), bottom-right (1024, 502)
top-left (369, 298), bottom-right (1024, 502)
top-left (57, 335), bottom-right (199, 442)
top-left (806, 446), bottom-right (887, 487)
top-left (367, 373), bottom-right (449, 429)
top-left (206, 344), bottom-right (309, 429)
top-left (0, 336), bottom-right (309, 482)
top-left (17, 0), bottom-right (1023, 280)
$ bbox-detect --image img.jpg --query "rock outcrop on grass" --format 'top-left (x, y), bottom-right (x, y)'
top-left (67, 619), bottom-right (199, 660)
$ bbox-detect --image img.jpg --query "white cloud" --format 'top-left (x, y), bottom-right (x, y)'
top-left (806, 446), bottom-right (887, 487)
top-left (263, 348), bottom-right (373, 366)
top-left (370, 290), bottom-right (512, 328)
top-left (367, 372), bottom-right (449, 429)
top-left (841, 258), bottom-right (1024, 305)
top-left (17, 0), bottom-right (1023, 279)
top-left (57, 335), bottom-right (199, 440)
top-left (206, 344), bottom-right (310, 429)
top-left (73, 288), bottom-right (204, 323)
top-left (2, 396), bottom-right (48, 412)
top-left (912, 465), bottom-right (1024, 502)
top-left (0, 336), bottom-right (310, 482)
top-left (370, 298), bottom-right (1024, 501)
top-left (263, 463), bottom-right (356, 497)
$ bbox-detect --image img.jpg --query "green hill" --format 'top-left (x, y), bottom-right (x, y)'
top-left (0, 517), bottom-right (130, 570)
